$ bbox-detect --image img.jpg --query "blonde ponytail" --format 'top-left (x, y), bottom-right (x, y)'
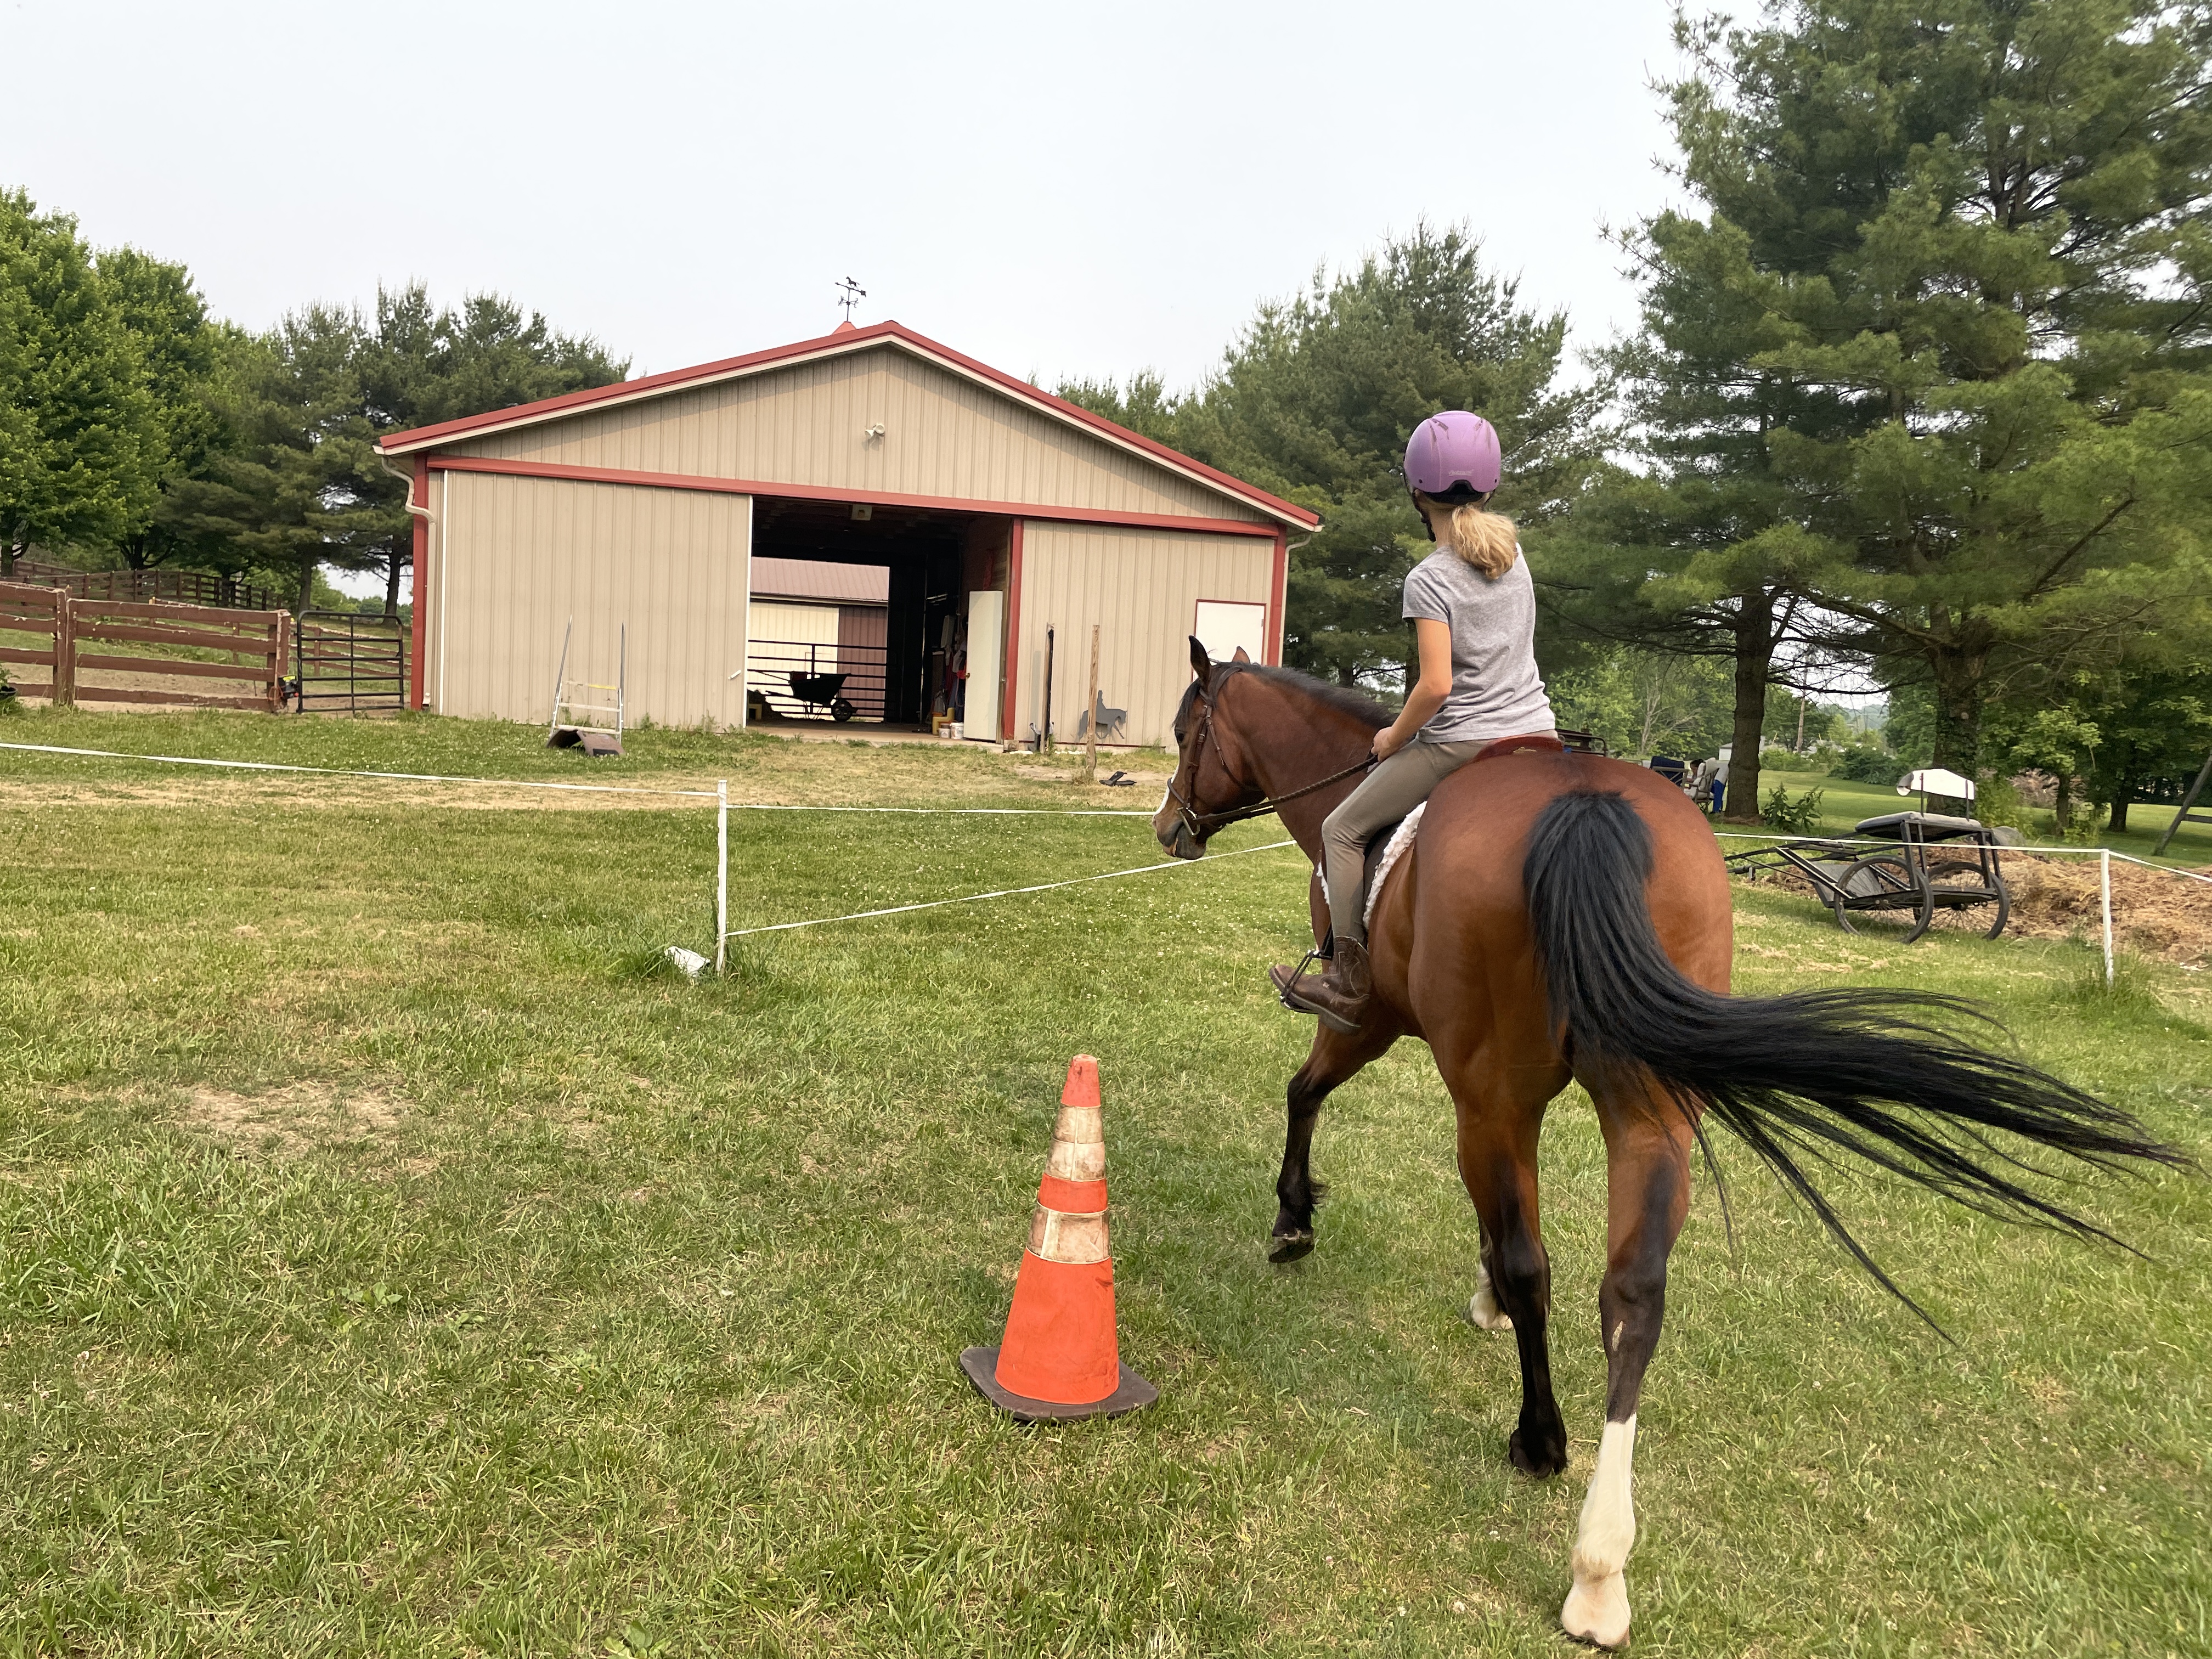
top-left (1427, 498), bottom-right (1518, 579)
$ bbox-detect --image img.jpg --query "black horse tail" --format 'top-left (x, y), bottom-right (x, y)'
top-left (1522, 788), bottom-right (2190, 1323)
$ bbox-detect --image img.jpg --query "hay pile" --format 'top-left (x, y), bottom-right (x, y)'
top-left (1993, 854), bottom-right (2212, 966)
top-left (1746, 849), bottom-right (2210, 965)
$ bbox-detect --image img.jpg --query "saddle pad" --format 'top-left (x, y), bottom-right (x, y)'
top-left (1363, 802), bottom-right (1426, 930)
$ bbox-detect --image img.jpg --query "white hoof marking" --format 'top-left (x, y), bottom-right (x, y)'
top-left (1469, 1262), bottom-right (1513, 1331)
top-left (1560, 1570), bottom-right (1630, 1649)
top-left (1563, 1416), bottom-right (1637, 1648)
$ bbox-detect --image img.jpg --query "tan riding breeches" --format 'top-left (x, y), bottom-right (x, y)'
top-left (1320, 737), bottom-right (1489, 949)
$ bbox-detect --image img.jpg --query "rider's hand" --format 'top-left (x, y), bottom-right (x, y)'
top-left (1372, 725), bottom-right (1409, 762)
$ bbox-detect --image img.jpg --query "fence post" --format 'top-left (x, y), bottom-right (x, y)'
top-left (715, 778), bottom-right (729, 977)
top-left (2100, 848), bottom-right (2114, 988)
top-left (271, 610), bottom-right (292, 712)
top-left (52, 593), bottom-right (75, 709)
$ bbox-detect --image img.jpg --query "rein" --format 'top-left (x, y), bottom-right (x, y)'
top-left (1166, 686), bottom-right (1375, 838)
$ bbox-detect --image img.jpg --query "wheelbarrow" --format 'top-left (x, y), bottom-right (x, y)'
top-left (789, 670), bottom-right (857, 723)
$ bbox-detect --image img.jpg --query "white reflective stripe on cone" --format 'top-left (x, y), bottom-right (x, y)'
top-left (1029, 1207), bottom-right (1111, 1265)
top-left (1046, 1138), bottom-right (1107, 1181)
top-left (1053, 1104), bottom-right (1103, 1144)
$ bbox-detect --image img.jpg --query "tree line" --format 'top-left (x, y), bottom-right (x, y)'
top-left (5, 1), bottom-right (2210, 827)
top-left (0, 187), bottom-right (624, 614)
top-left (1063, 0), bottom-right (2212, 829)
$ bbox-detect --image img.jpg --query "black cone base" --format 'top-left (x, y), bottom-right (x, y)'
top-left (959, 1346), bottom-right (1158, 1422)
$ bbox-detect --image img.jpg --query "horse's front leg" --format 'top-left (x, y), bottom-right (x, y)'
top-left (1271, 1018), bottom-right (1398, 1262)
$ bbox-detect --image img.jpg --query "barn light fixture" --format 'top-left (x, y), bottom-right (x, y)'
top-left (864, 424), bottom-right (887, 440)
top-left (850, 504), bottom-right (873, 521)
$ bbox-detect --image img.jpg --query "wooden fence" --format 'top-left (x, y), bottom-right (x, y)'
top-left (4, 557), bottom-right (283, 614)
top-left (0, 583), bottom-right (291, 712)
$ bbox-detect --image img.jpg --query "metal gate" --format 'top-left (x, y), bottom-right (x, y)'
top-left (294, 611), bottom-right (407, 715)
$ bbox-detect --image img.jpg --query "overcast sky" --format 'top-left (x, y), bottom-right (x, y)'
top-left (5, 0), bottom-right (1689, 392)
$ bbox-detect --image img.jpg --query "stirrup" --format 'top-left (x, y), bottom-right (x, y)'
top-left (1273, 949), bottom-right (1361, 1035)
top-left (1274, 944), bottom-right (1325, 1009)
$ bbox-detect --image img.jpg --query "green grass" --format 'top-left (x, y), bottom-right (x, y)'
top-left (1, 713), bottom-right (2207, 1656)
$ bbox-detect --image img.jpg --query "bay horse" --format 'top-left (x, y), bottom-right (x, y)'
top-left (1154, 642), bottom-right (2182, 1650)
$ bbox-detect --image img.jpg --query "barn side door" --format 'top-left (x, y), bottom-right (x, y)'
top-left (964, 589), bottom-right (1003, 742)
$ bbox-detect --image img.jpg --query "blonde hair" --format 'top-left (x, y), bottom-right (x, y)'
top-left (1420, 494), bottom-right (1519, 580)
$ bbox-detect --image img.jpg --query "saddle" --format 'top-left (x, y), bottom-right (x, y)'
top-left (1324, 731), bottom-right (1568, 955)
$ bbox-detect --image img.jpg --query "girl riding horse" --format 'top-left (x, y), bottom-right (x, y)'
top-left (1270, 411), bottom-right (1558, 1032)
top-left (1154, 411), bottom-right (2184, 1649)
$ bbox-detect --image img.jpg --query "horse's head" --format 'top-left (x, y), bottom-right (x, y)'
top-left (1154, 636), bottom-right (1262, 860)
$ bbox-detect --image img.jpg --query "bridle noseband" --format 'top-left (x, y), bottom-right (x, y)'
top-left (1165, 680), bottom-right (1375, 842)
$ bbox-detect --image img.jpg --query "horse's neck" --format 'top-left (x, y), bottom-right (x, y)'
top-left (1233, 680), bottom-right (1381, 861)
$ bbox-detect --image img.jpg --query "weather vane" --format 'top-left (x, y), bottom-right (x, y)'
top-left (836, 277), bottom-right (866, 323)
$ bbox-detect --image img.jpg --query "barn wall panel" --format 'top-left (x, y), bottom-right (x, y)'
top-left (1014, 523), bottom-right (1274, 748)
top-left (450, 346), bottom-right (1270, 524)
top-left (437, 471), bottom-right (751, 728)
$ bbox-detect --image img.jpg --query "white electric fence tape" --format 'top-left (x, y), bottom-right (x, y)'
top-left (0, 741), bottom-right (719, 798)
top-left (723, 839), bottom-right (1299, 939)
top-left (0, 742), bottom-right (1157, 812)
top-left (1709, 828), bottom-right (2212, 884)
top-left (9, 746), bottom-right (2200, 975)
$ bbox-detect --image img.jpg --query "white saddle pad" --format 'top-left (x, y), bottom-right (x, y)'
top-left (1363, 802), bottom-right (1426, 929)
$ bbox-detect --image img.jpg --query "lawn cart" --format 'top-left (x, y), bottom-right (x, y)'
top-left (1725, 811), bottom-right (2011, 944)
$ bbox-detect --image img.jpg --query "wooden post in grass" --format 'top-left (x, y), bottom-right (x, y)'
top-left (1084, 624), bottom-right (1100, 784)
top-left (52, 593), bottom-right (75, 709)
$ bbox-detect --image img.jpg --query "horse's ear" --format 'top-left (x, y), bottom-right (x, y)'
top-left (1188, 635), bottom-right (1213, 690)
top-left (1231, 646), bottom-right (1252, 663)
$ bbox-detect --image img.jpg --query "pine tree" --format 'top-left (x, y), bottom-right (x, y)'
top-left (1648, 0), bottom-right (2212, 777)
top-left (1060, 224), bottom-right (1604, 690)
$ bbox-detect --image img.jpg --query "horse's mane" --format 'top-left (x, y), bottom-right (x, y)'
top-left (1221, 663), bottom-right (1392, 730)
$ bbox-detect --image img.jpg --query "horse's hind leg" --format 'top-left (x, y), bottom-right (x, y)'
top-left (1271, 1018), bottom-right (1400, 1262)
top-left (1457, 1107), bottom-right (1569, 1479)
top-left (1559, 1084), bottom-right (1693, 1651)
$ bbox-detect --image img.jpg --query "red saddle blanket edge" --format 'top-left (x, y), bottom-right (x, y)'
top-left (1471, 731), bottom-right (1567, 764)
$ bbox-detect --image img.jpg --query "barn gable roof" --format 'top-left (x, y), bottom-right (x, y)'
top-left (375, 319), bottom-right (1319, 529)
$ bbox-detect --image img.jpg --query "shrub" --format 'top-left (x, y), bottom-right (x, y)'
top-left (1974, 775), bottom-right (2033, 832)
top-left (1761, 783), bottom-right (1827, 836)
top-left (1829, 739), bottom-right (1899, 785)
top-left (2059, 800), bottom-right (2108, 846)
top-left (1759, 746), bottom-right (1800, 773)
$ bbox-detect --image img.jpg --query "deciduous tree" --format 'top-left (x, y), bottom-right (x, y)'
top-left (0, 190), bottom-right (161, 575)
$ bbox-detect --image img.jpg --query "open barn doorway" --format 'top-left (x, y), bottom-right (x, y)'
top-left (742, 498), bottom-right (1009, 733)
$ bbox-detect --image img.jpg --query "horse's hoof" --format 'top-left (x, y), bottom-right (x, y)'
top-left (1467, 1291), bottom-right (1514, 1332)
top-left (1561, 1572), bottom-right (1631, 1649)
top-left (1267, 1229), bottom-right (1315, 1264)
top-left (1509, 1426), bottom-right (1568, 1480)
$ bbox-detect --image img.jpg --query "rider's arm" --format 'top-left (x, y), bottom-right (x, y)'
top-left (1374, 618), bottom-right (1453, 759)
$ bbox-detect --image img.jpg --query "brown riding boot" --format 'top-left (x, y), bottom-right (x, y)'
top-left (1268, 939), bottom-right (1373, 1035)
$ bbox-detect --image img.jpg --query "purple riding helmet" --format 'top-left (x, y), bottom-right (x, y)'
top-left (1404, 410), bottom-right (1503, 501)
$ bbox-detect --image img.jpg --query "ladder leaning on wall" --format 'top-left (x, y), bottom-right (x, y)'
top-left (547, 618), bottom-right (626, 756)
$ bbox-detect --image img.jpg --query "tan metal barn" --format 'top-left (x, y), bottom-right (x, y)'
top-left (374, 320), bottom-right (1318, 748)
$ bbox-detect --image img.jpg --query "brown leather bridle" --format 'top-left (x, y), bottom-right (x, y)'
top-left (1164, 677), bottom-right (1375, 842)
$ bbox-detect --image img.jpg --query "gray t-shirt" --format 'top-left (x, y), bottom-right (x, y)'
top-left (1401, 548), bottom-right (1555, 743)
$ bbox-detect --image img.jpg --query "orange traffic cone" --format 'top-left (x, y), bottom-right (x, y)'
top-left (961, 1055), bottom-right (1157, 1421)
